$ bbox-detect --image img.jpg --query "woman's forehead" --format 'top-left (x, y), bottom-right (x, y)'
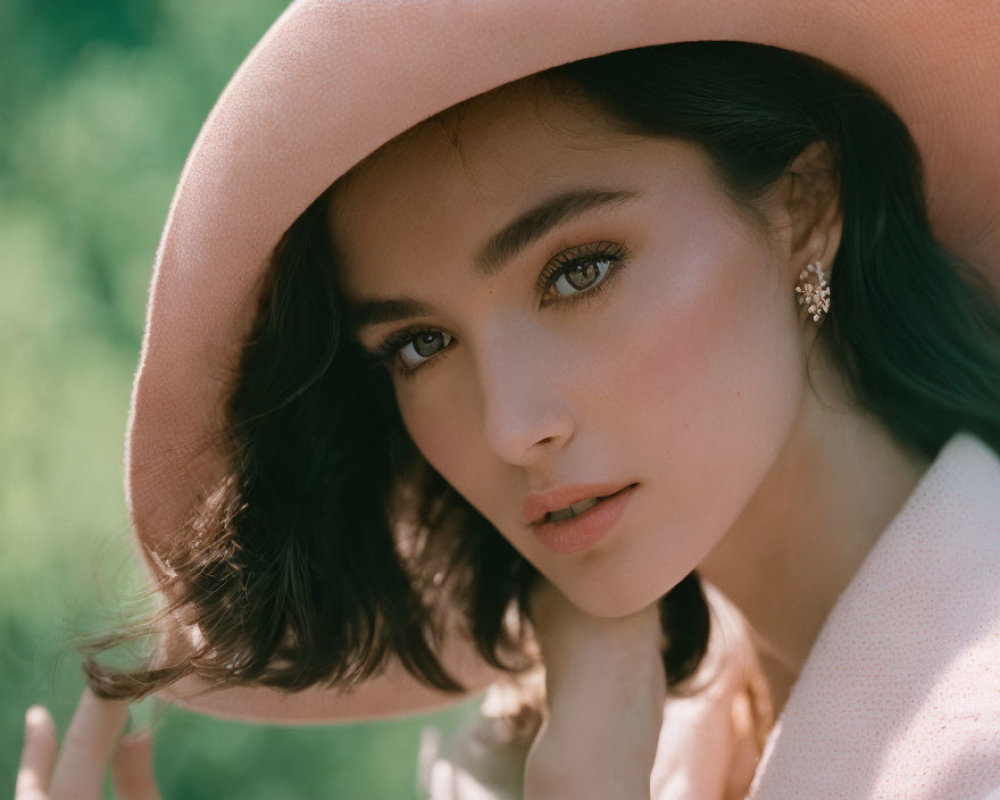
top-left (342, 76), bottom-right (593, 176)
top-left (329, 78), bottom-right (631, 224)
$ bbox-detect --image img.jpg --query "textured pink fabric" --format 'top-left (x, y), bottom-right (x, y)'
top-left (749, 431), bottom-right (1000, 799)
top-left (127, 0), bottom-right (1000, 579)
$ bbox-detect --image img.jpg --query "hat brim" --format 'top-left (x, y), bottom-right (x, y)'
top-left (127, 0), bottom-right (1000, 563)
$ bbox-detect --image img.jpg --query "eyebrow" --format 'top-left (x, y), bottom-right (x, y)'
top-left (346, 187), bottom-right (641, 337)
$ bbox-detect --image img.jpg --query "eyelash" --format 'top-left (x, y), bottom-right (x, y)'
top-left (368, 240), bottom-right (630, 378)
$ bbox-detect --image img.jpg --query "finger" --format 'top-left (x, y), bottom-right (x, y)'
top-left (724, 688), bottom-right (764, 800)
top-left (49, 687), bottom-right (130, 800)
top-left (112, 732), bottom-right (162, 800)
top-left (16, 706), bottom-right (58, 800)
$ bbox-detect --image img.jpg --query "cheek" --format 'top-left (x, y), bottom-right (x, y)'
top-left (396, 373), bottom-right (493, 497)
top-left (625, 248), bottom-right (802, 470)
top-left (398, 382), bottom-right (466, 467)
top-left (560, 238), bottom-right (805, 614)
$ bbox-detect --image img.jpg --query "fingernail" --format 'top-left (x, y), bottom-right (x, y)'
top-left (24, 706), bottom-right (47, 732)
top-left (118, 729), bottom-right (153, 747)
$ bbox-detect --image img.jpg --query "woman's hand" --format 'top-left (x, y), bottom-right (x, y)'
top-left (524, 577), bottom-right (667, 800)
top-left (16, 688), bottom-right (162, 800)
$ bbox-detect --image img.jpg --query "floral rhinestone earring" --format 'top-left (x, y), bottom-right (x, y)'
top-left (796, 259), bottom-right (831, 323)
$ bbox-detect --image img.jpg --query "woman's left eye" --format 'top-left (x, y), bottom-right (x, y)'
top-left (539, 241), bottom-right (628, 304)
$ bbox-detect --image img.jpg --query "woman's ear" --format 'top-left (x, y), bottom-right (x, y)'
top-left (767, 140), bottom-right (844, 279)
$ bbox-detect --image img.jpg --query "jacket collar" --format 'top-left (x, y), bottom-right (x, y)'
top-left (750, 431), bottom-right (1000, 798)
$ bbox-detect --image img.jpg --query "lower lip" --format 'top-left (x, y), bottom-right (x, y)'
top-left (531, 484), bottom-right (638, 555)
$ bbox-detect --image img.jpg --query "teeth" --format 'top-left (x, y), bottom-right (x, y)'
top-left (546, 496), bottom-right (600, 523)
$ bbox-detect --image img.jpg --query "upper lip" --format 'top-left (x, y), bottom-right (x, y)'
top-left (523, 481), bottom-right (637, 526)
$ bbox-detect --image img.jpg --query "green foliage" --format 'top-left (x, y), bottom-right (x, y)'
top-left (0, 1), bottom-right (479, 796)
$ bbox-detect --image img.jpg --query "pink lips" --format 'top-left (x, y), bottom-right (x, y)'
top-left (523, 481), bottom-right (637, 526)
top-left (527, 483), bottom-right (639, 555)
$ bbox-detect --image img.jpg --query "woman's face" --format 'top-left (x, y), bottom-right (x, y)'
top-left (330, 84), bottom-right (810, 617)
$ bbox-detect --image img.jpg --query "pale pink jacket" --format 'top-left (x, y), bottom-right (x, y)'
top-left (419, 431), bottom-right (1000, 799)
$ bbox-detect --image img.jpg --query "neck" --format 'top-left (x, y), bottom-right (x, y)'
top-left (697, 348), bottom-right (931, 715)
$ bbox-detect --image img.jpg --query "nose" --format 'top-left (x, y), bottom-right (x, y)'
top-left (475, 321), bottom-right (575, 466)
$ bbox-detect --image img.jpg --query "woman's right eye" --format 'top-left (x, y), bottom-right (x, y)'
top-left (398, 330), bottom-right (453, 369)
top-left (373, 329), bottom-right (454, 375)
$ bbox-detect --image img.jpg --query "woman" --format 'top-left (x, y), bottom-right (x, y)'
top-left (17, 1), bottom-right (1000, 798)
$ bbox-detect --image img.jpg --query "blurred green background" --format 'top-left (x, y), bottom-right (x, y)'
top-left (0, 1), bottom-right (480, 796)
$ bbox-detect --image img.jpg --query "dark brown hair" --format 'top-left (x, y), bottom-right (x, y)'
top-left (83, 41), bottom-right (1000, 700)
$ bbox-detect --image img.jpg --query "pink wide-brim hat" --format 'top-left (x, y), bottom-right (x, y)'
top-left (127, 0), bottom-right (1000, 566)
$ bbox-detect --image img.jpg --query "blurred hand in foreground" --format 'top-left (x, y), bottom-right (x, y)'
top-left (16, 688), bottom-right (162, 800)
